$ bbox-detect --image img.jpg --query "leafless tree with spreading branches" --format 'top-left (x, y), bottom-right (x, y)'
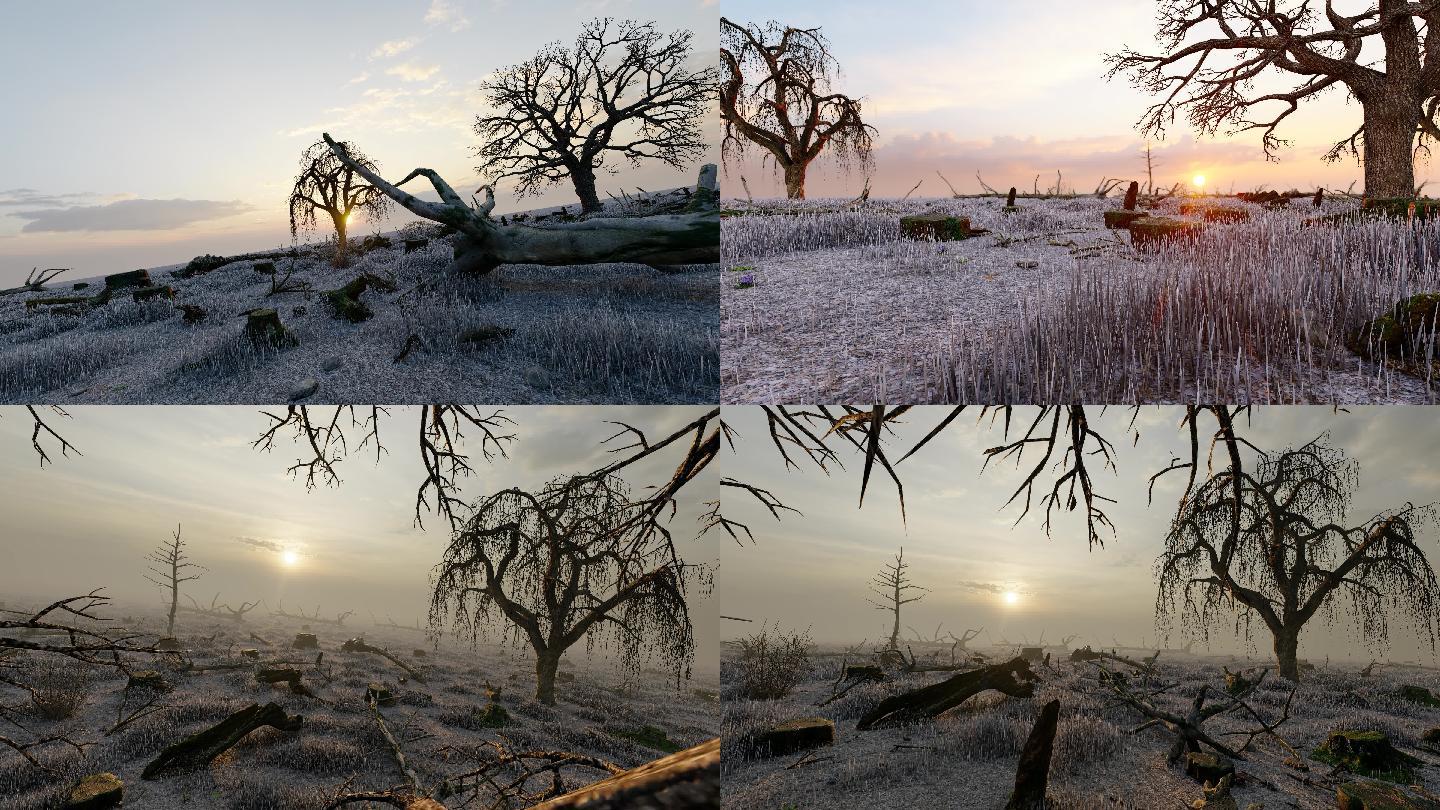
top-left (143, 524), bottom-right (206, 637)
top-left (720, 18), bottom-right (876, 199)
top-left (289, 138), bottom-right (391, 267)
top-left (474, 18), bottom-right (716, 214)
top-left (1105, 0), bottom-right (1440, 197)
top-left (868, 548), bottom-right (927, 650)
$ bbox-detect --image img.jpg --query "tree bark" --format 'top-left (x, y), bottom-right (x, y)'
top-left (1006, 699), bottom-right (1060, 810)
top-left (1362, 98), bottom-right (1420, 198)
top-left (535, 650), bottom-right (561, 706)
top-left (142, 702), bottom-right (302, 779)
top-left (1274, 625), bottom-right (1301, 681)
top-left (166, 558), bottom-right (178, 637)
top-left (783, 162), bottom-right (807, 200)
top-left (572, 166), bottom-right (602, 214)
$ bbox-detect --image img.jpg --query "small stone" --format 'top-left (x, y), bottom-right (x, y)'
top-left (64, 772), bottom-right (123, 809)
top-left (288, 378), bottom-right (319, 401)
top-left (321, 356), bottom-right (343, 372)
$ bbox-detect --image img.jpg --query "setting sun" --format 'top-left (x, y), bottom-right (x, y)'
top-left (1002, 590), bottom-right (1020, 605)
top-left (281, 550), bottom-right (300, 567)
top-left (1193, 174), bottom-right (1206, 189)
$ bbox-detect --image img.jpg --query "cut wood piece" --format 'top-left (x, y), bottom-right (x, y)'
top-left (1336, 780), bottom-right (1440, 810)
top-left (745, 718), bottom-right (834, 758)
top-left (529, 737), bottom-right (719, 810)
top-left (242, 309), bottom-right (297, 348)
top-left (898, 214), bottom-right (985, 241)
top-left (857, 656), bottom-right (1039, 730)
top-left (141, 701), bottom-right (302, 779)
top-left (290, 632), bottom-right (318, 650)
top-left (104, 269), bottom-right (151, 290)
top-left (1185, 751), bottom-right (1234, 784)
top-left (64, 772), bottom-right (123, 809)
top-left (1103, 209), bottom-right (1148, 229)
top-left (1006, 699), bottom-right (1059, 810)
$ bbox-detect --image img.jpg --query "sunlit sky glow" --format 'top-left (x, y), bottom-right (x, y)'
top-left (0, 406), bottom-right (717, 671)
top-left (722, 0), bottom-right (1436, 199)
top-left (0, 0), bottom-right (718, 285)
top-left (722, 406), bottom-right (1440, 664)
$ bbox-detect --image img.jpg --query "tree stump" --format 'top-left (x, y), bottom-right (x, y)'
top-left (127, 670), bottom-right (169, 691)
top-left (104, 269), bottom-right (151, 290)
top-left (899, 214), bottom-right (984, 241)
top-left (155, 637), bottom-right (182, 651)
top-left (1400, 685), bottom-right (1440, 707)
top-left (324, 273), bottom-right (395, 323)
top-left (1313, 188), bottom-right (1325, 207)
top-left (1004, 186), bottom-right (1019, 213)
top-left (744, 718), bottom-right (834, 759)
top-left (178, 304), bottom-right (207, 324)
top-left (240, 648), bottom-right (259, 660)
top-left (403, 238), bottom-right (429, 254)
top-left (1314, 730), bottom-right (1420, 782)
top-left (685, 163), bottom-right (719, 212)
top-left (1123, 181), bottom-right (1139, 210)
top-left (132, 285), bottom-right (176, 303)
top-left (291, 633), bottom-right (319, 650)
top-left (1184, 751), bottom-right (1235, 784)
top-left (1020, 647), bottom-right (1044, 663)
top-left (1337, 780), bottom-right (1440, 810)
top-left (253, 261), bottom-right (277, 275)
top-left (141, 702), bottom-right (302, 779)
top-left (1006, 699), bottom-right (1059, 810)
top-left (243, 308), bottom-right (297, 347)
top-left (528, 737), bottom-right (718, 810)
top-left (1103, 209), bottom-right (1148, 230)
top-left (366, 682), bottom-right (397, 706)
top-left (64, 772), bottom-right (123, 809)
top-left (1178, 203), bottom-right (1249, 223)
top-left (1128, 216), bottom-right (1204, 248)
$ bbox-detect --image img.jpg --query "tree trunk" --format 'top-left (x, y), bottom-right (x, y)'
top-left (783, 162), bottom-right (807, 200)
top-left (1273, 625), bottom-right (1301, 681)
top-left (535, 650), bottom-right (562, 706)
top-left (857, 657), bottom-right (1039, 729)
top-left (1362, 98), bottom-right (1420, 198)
top-left (332, 212), bottom-right (350, 267)
top-left (572, 167), bottom-right (602, 214)
top-left (166, 561), bottom-right (177, 636)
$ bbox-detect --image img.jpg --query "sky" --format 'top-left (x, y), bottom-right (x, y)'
top-left (721, 0), bottom-right (1436, 199)
top-left (0, 0), bottom-right (719, 286)
top-left (721, 406), bottom-right (1440, 667)
top-left (0, 405), bottom-right (718, 673)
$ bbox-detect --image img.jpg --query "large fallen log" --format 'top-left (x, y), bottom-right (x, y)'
top-left (527, 738), bottom-right (718, 810)
top-left (1006, 699), bottom-right (1060, 810)
top-left (322, 134), bottom-right (718, 274)
top-left (341, 636), bottom-right (426, 683)
top-left (141, 701), bottom-right (302, 779)
top-left (856, 656), bottom-right (1039, 729)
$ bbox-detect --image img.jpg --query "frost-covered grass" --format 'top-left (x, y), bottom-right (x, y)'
top-left (721, 195), bottom-right (1440, 404)
top-left (721, 643), bottom-right (1440, 809)
top-left (1, 222), bottom-right (717, 405)
top-left (0, 605), bottom-right (718, 810)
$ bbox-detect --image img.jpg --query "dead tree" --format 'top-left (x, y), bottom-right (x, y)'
top-left (474, 18), bottom-right (715, 214)
top-left (868, 547), bottom-right (926, 650)
top-left (178, 593), bottom-right (260, 622)
top-left (1156, 433), bottom-right (1439, 681)
top-left (142, 701), bottom-right (302, 779)
top-left (720, 18), bottom-right (875, 199)
top-left (143, 524), bottom-right (205, 637)
top-left (289, 137), bottom-right (391, 268)
top-left (341, 636), bottom-right (426, 683)
top-left (371, 612), bottom-right (427, 634)
top-left (430, 473), bottom-right (705, 705)
top-left (856, 657), bottom-right (1039, 729)
top-left (0, 267), bottom-right (66, 296)
top-left (321, 134), bottom-right (717, 276)
top-left (1105, 0), bottom-right (1440, 197)
top-left (271, 601), bottom-right (354, 626)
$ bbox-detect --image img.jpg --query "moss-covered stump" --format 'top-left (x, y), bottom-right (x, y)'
top-left (1313, 730), bottom-right (1420, 783)
top-left (64, 772), bottom-right (123, 809)
top-left (132, 285), bottom-right (175, 303)
top-left (324, 273), bottom-right (395, 323)
top-left (1104, 209), bottom-right (1148, 229)
top-left (127, 670), bottom-right (170, 691)
top-left (1400, 684), bottom-right (1440, 707)
top-left (1337, 780), bottom-right (1440, 810)
top-left (899, 214), bottom-right (984, 241)
top-left (291, 632), bottom-right (319, 650)
top-left (1362, 197), bottom-right (1440, 221)
top-left (745, 718), bottom-right (835, 759)
top-left (1178, 203), bottom-right (1250, 223)
top-left (615, 724), bottom-right (683, 754)
top-left (1184, 751), bottom-right (1235, 784)
top-left (104, 269), bottom-right (151, 290)
top-left (1128, 216), bottom-right (1204, 248)
top-left (365, 682), bottom-right (396, 707)
top-left (473, 702), bottom-right (510, 728)
top-left (684, 163), bottom-right (719, 213)
top-left (1349, 293), bottom-right (1440, 361)
top-left (243, 308), bottom-right (298, 348)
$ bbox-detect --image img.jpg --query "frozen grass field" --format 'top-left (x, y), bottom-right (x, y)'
top-left (721, 195), bottom-right (1440, 404)
top-left (1, 601), bottom-right (719, 810)
top-left (1, 216), bottom-right (718, 406)
top-left (722, 642), bottom-right (1440, 809)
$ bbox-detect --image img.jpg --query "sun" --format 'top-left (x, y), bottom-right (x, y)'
top-left (1193, 174), bottom-right (1207, 189)
top-left (1002, 590), bottom-right (1020, 606)
top-left (281, 550), bottom-right (300, 567)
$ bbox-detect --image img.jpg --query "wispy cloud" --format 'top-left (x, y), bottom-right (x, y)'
top-left (370, 38), bottom-right (418, 59)
top-left (424, 0), bottom-right (471, 32)
top-left (8, 198), bottom-right (254, 233)
top-left (235, 535), bottom-right (285, 553)
top-left (346, 72), bottom-right (370, 85)
top-left (386, 62), bottom-right (441, 82)
top-left (955, 580), bottom-right (1028, 596)
top-left (0, 189), bottom-right (99, 208)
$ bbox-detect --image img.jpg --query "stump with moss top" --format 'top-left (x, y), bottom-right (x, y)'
top-left (243, 308), bottom-right (298, 348)
top-left (64, 772), bottom-right (123, 809)
top-left (1104, 209), bottom-right (1148, 230)
top-left (1337, 780), bottom-right (1440, 810)
top-left (1128, 216), bottom-right (1204, 248)
top-left (899, 214), bottom-right (985, 242)
top-left (1313, 730), bottom-right (1420, 783)
top-left (1350, 293), bottom-right (1440, 362)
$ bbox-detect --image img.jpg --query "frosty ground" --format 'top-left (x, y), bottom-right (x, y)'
top-left (722, 642), bottom-right (1440, 809)
top-left (1, 601), bottom-right (719, 809)
top-left (0, 201), bottom-right (717, 405)
top-left (720, 195), bottom-right (1440, 404)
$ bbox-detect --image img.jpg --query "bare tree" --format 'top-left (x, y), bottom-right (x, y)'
top-left (143, 524), bottom-right (206, 637)
top-left (869, 547), bottom-right (927, 650)
top-left (474, 18), bottom-right (716, 214)
top-left (430, 473), bottom-right (707, 705)
top-left (289, 138), bottom-right (391, 267)
top-left (1156, 432), bottom-right (1439, 680)
top-left (1105, 0), bottom-right (1440, 198)
top-left (720, 18), bottom-right (876, 199)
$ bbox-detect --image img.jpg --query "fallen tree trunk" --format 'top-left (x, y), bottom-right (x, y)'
top-left (527, 738), bottom-right (718, 810)
top-left (341, 636), bottom-right (426, 683)
top-left (856, 656), bottom-right (1039, 730)
top-left (322, 134), bottom-right (718, 274)
top-left (142, 701), bottom-right (302, 779)
top-left (1006, 699), bottom-right (1060, 810)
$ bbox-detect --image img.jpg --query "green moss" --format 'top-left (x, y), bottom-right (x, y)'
top-left (612, 724), bottom-right (683, 753)
top-left (472, 702), bottom-right (510, 728)
top-left (727, 265), bottom-right (754, 273)
top-left (1400, 685), bottom-right (1440, 707)
top-left (1312, 730), bottom-right (1421, 784)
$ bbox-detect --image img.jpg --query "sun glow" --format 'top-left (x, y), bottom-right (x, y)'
top-left (281, 550), bottom-right (300, 567)
top-left (1193, 174), bottom-right (1207, 189)
top-left (1002, 590), bottom-right (1020, 606)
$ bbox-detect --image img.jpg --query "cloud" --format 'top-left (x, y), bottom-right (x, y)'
top-left (424, 0), bottom-right (470, 32)
top-left (0, 188), bottom-right (98, 208)
top-left (235, 535), bottom-right (285, 553)
top-left (346, 72), bottom-right (370, 85)
top-left (955, 580), bottom-right (1027, 595)
top-left (370, 38), bottom-right (418, 59)
top-left (8, 198), bottom-right (254, 233)
top-left (386, 62), bottom-right (441, 82)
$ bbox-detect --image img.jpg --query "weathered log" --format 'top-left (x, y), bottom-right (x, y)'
top-left (322, 134), bottom-right (718, 274)
top-left (132, 285), bottom-right (176, 302)
top-left (341, 636), bottom-right (426, 683)
top-left (141, 701), bottom-right (302, 779)
top-left (1006, 699), bottom-right (1059, 810)
top-left (242, 308), bottom-right (297, 348)
top-left (856, 657), bottom-right (1039, 729)
top-left (64, 772), bottom-right (123, 809)
top-left (324, 273), bottom-right (397, 323)
top-left (528, 738), bottom-right (719, 809)
top-left (1337, 780), bottom-right (1440, 809)
top-left (745, 718), bottom-right (834, 758)
top-left (104, 269), bottom-right (151, 290)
